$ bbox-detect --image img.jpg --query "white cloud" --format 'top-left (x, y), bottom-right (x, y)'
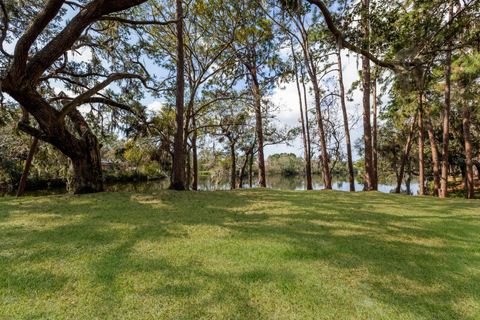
top-left (67, 47), bottom-right (93, 63)
top-left (147, 101), bottom-right (163, 113)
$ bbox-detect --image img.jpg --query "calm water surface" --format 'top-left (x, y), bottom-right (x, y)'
top-left (21, 175), bottom-right (420, 196)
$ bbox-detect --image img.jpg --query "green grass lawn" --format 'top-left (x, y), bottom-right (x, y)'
top-left (0, 189), bottom-right (479, 320)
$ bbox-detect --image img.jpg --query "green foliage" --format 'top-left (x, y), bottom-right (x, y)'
top-left (267, 153), bottom-right (304, 176)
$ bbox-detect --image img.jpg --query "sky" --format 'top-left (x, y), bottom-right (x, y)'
top-left (3, 3), bottom-right (379, 162)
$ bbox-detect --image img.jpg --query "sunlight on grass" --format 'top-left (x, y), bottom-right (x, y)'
top-left (0, 189), bottom-right (479, 319)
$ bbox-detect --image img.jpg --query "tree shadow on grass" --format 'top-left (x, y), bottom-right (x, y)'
top-left (0, 189), bottom-right (479, 319)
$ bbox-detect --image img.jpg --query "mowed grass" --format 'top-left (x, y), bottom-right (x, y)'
top-left (0, 189), bottom-right (479, 320)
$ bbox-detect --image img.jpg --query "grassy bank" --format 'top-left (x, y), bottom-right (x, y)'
top-left (0, 190), bottom-right (479, 319)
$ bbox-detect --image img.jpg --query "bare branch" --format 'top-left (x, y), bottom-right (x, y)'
top-left (58, 72), bottom-right (145, 119)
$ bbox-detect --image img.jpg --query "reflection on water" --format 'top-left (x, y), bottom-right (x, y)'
top-left (21, 175), bottom-right (420, 196)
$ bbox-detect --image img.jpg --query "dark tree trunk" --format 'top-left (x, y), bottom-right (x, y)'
top-left (69, 132), bottom-right (103, 194)
top-left (186, 147), bottom-right (191, 191)
top-left (238, 148), bottom-right (251, 189)
top-left (192, 128), bottom-right (198, 191)
top-left (249, 151), bottom-right (254, 188)
top-left (337, 43), bottom-right (355, 192)
top-left (230, 141), bottom-right (236, 190)
top-left (425, 109), bottom-right (440, 196)
top-left (462, 99), bottom-right (474, 199)
top-left (301, 63), bottom-right (313, 190)
top-left (361, 0), bottom-right (374, 191)
top-left (405, 159), bottom-right (412, 195)
top-left (291, 41), bottom-right (313, 190)
top-left (16, 137), bottom-right (39, 197)
top-left (312, 80), bottom-right (332, 189)
top-left (251, 69), bottom-right (267, 188)
top-left (396, 114), bottom-right (417, 193)
top-left (372, 72), bottom-right (378, 190)
top-left (170, 0), bottom-right (186, 190)
top-left (440, 2), bottom-right (454, 198)
top-left (418, 93), bottom-right (425, 196)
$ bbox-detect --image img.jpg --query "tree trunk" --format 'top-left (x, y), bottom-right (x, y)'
top-left (16, 137), bottom-right (39, 197)
top-left (301, 63), bottom-right (313, 190)
top-left (238, 152), bottom-right (247, 189)
top-left (230, 141), bottom-right (236, 190)
top-left (440, 2), bottom-right (454, 198)
top-left (291, 41), bottom-right (313, 190)
top-left (405, 159), bottom-right (412, 195)
top-left (312, 79), bottom-right (332, 189)
top-left (192, 127), bottom-right (198, 191)
top-left (249, 151), bottom-right (254, 188)
top-left (462, 99), bottom-right (474, 199)
top-left (418, 93), bottom-right (425, 196)
top-left (170, 0), bottom-right (186, 190)
top-left (250, 69), bottom-right (267, 188)
top-left (361, 0), bottom-right (374, 191)
top-left (337, 43), bottom-right (355, 192)
top-left (425, 108), bottom-right (440, 196)
top-left (69, 133), bottom-right (103, 194)
top-left (395, 114), bottom-right (417, 193)
top-left (186, 147), bottom-right (191, 191)
top-left (372, 72), bottom-right (378, 191)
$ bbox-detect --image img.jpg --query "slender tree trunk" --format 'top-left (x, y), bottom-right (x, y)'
top-left (301, 64), bottom-right (313, 190)
top-left (336, 43), bottom-right (355, 192)
top-left (300, 29), bottom-right (330, 189)
top-left (170, 0), bottom-right (186, 190)
top-left (312, 79), bottom-right (332, 189)
top-left (230, 141), bottom-right (236, 190)
top-left (425, 108), bottom-right (440, 196)
top-left (191, 130), bottom-right (198, 191)
top-left (372, 72), bottom-right (378, 190)
top-left (291, 41), bottom-right (312, 190)
top-left (418, 93), bottom-right (425, 195)
top-left (238, 150), bottom-right (250, 189)
top-left (406, 159), bottom-right (412, 195)
top-left (462, 98), bottom-right (474, 199)
top-left (186, 147), bottom-right (191, 191)
top-left (396, 114), bottom-right (417, 193)
top-left (16, 137), bottom-right (39, 197)
top-left (250, 69), bottom-right (267, 188)
top-left (249, 152), bottom-right (254, 188)
top-left (440, 2), bottom-right (454, 198)
top-left (361, 0), bottom-right (374, 191)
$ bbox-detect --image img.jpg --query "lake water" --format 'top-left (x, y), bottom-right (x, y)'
top-left (16, 175), bottom-right (418, 195)
top-left (20, 174), bottom-right (420, 196)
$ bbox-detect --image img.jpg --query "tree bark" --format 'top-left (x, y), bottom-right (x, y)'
top-left (170, 0), bottom-right (186, 190)
top-left (418, 93), bottom-right (425, 196)
top-left (249, 150), bottom-right (254, 188)
top-left (372, 72), bottom-right (378, 190)
top-left (238, 150), bottom-right (249, 189)
top-left (191, 125), bottom-right (198, 191)
top-left (462, 99), bottom-right (474, 199)
top-left (251, 69), bottom-right (267, 188)
top-left (301, 63), bottom-right (313, 190)
top-left (361, 0), bottom-right (374, 191)
top-left (395, 113), bottom-right (417, 193)
top-left (16, 137), bottom-right (39, 197)
top-left (425, 108), bottom-right (440, 196)
top-left (336, 44), bottom-right (355, 192)
top-left (312, 80), bottom-right (332, 189)
top-left (291, 41), bottom-right (313, 190)
top-left (440, 2), bottom-right (454, 198)
top-left (230, 141), bottom-right (236, 190)
top-left (69, 131), bottom-right (103, 194)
